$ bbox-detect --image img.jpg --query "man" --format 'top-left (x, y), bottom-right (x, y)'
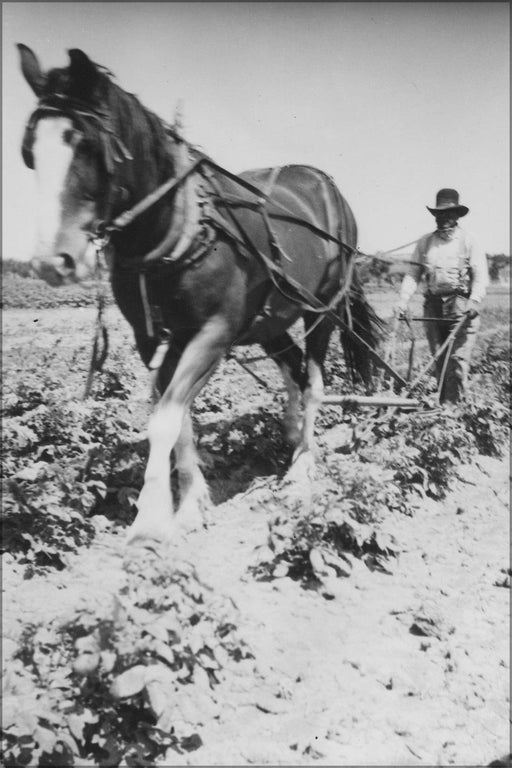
top-left (395, 188), bottom-right (489, 405)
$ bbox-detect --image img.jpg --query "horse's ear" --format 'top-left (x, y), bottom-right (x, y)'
top-left (68, 49), bottom-right (100, 93)
top-left (17, 43), bottom-right (47, 96)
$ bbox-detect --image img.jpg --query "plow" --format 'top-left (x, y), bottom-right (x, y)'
top-left (231, 311), bottom-right (470, 413)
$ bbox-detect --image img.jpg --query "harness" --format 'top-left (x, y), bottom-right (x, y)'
top-left (102, 159), bottom-right (402, 377)
top-left (24, 95), bottom-right (405, 394)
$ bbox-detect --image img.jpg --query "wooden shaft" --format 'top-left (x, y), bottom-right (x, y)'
top-left (322, 394), bottom-right (419, 407)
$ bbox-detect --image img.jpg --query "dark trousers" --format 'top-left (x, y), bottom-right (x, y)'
top-left (423, 294), bottom-right (480, 404)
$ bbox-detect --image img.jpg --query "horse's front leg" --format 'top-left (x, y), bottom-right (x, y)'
top-left (127, 318), bottom-right (229, 545)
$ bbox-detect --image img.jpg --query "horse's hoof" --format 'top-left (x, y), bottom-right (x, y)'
top-left (175, 502), bottom-right (208, 533)
top-left (284, 425), bottom-right (302, 449)
top-left (177, 483), bottom-right (212, 532)
top-left (125, 517), bottom-right (177, 548)
top-left (285, 450), bottom-right (316, 483)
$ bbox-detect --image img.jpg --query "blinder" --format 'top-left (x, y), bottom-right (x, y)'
top-left (21, 98), bottom-right (133, 175)
top-left (21, 105), bottom-right (74, 170)
top-left (21, 111), bottom-right (40, 169)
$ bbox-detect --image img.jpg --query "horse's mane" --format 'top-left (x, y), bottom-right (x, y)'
top-left (45, 58), bottom-right (178, 179)
top-left (100, 73), bottom-right (174, 170)
top-left (100, 71), bottom-right (176, 174)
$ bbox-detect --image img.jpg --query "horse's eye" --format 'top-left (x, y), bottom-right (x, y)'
top-left (64, 129), bottom-right (85, 148)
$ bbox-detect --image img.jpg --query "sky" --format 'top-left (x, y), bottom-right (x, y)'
top-left (2, 2), bottom-right (510, 261)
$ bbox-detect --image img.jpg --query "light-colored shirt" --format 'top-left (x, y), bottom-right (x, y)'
top-left (399, 225), bottom-right (489, 304)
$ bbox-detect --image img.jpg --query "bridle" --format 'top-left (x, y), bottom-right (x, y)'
top-left (22, 94), bottom-right (133, 173)
top-left (23, 93), bottom-right (207, 265)
top-left (23, 93), bottom-right (137, 253)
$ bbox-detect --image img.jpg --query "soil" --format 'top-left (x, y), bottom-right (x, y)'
top-left (2, 299), bottom-right (510, 767)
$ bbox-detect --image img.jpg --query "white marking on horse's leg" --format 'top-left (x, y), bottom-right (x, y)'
top-left (127, 401), bottom-right (185, 545)
top-left (174, 410), bottom-right (211, 531)
top-left (278, 362), bottom-right (303, 447)
top-left (290, 358), bottom-right (324, 469)
top-left (127, 316), bottom-right (229, 545)
top-left (149, 369), bottom-right (160, 404)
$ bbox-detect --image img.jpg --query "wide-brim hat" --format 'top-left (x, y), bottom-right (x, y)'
top-left (426, 188), bottom-right (469, 217)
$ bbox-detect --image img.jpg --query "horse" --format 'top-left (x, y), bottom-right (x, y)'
top-left (18, 44), bottom-right (385, 545)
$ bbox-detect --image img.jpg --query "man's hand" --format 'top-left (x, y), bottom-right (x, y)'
top-left (465, 299), bottom-right (480, 320)
top-left (393, 301), bottom-right (409, 320)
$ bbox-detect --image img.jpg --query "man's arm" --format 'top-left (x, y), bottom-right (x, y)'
top-left (463, 235), bottom-right (489, 319)
top-left (468, 235), bottom-right (489, 304)
top-left (395, 238), bottom-right (426, 313)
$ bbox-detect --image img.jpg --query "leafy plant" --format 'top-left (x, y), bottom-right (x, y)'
top-left (460, 398), bottom-right (509, 457)
top-left (252, 458), bottom-right (400, 592)
top-left (340, 403), bottom-right (477, 500)
top-left (251, 386), bottom-right (504, 591)
top-left (1, 555), bottom-right (252, 767)
top-left (1, 376), bottom-right (146, 570)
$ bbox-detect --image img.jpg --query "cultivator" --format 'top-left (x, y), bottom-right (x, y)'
top-left (233, 312), bottom-right (470, 413)
top-left (368, 312), bottom-right (470, 410)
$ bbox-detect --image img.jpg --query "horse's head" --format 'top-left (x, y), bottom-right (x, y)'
top-left (19, 45), bottom-right (120, 285)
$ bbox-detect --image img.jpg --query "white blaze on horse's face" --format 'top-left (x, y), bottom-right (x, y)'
top-left (31, 116), bottom-right (97, 285)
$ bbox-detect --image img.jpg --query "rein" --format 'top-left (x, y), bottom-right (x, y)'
top-left (26, 85), bottom-right (455, 406)
top-left (93, 153), bottom-right (357, 259)
top-left (31, 97), bottom-right (403, 393)
top-left (87, 147), bottom-right (367, 354)
top-left (87, 153), bottom-right (405, 386)
top-left (83, 234), bottom-right (111, 399)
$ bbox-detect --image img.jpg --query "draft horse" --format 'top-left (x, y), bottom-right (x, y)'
top-left (18, 45), bottom-right (383, 544)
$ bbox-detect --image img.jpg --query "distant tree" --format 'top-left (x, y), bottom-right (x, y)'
top-left (486, 254), bottom-right (510, 283)
top-left (2, 259), bottom-right (34, 278)
top-left (371, 255), bottom-right (390, 286)
top-left (357, 253), bottom-right (411, 287)
top-left (384, 261), bottom-right (408, 286)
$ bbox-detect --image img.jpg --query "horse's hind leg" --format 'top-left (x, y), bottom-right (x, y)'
top-left (291, 313), bottom-right (333, 466)
top-left (261, 333), bottom-right (304, 447)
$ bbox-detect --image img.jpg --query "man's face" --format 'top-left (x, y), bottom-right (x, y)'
top-left (434, 210), bottom-right (460, 230)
